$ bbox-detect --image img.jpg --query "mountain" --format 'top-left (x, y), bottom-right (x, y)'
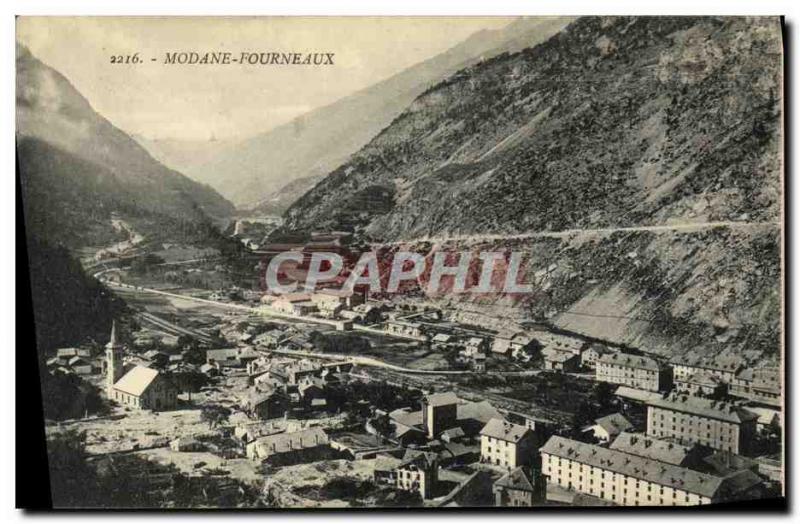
top-left (132, 134), bottom-right (243, 180)
top-left (281, 16), bottom-right (782, 362)
top-left (174, 16), bottom-right (572, 208)
top-left (16, 43), bottom-right (235, 249)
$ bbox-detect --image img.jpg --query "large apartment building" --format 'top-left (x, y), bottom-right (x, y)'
top-left (480, 418), bottom-right (538, 469)
top-left (540, 435), bottom-right (762, 506)
top-left (646, 394), bottom-right (758, 455)
top-left (596, 353), bottom-right (670, 392)
top-left (730, 366), bottom-right (781, 408)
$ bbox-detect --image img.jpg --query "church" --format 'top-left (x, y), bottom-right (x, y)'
top-left (106, 322), bottom-right (178, 411)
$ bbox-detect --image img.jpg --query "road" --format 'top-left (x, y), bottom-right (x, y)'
top-left (377, 220), bottom-right (780, 246)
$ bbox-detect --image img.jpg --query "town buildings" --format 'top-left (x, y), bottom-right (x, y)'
top-left (395, 450), bottom-right (439, 499)
top-left (422, 392), bottom-right (459, 438)
top-left (646, 395), bottom-right (758, 454)
top-left (493, 467), bottom-right (540, 507)
top-left (543, 348), bottom-right (580, 372)
top-left (246, 427), bottom-right (331, 465)
top-left (608, 432), bottom-right (705, 468)
top-left (540, 435), bottom-right (763, 506)
top-left (582, 413), bottom-right (633, 443)
top-left (596, 353), bottom-right (670, 392)
top-left (730, 367), bottom-right (781, 408)
top-left (674, 370), bottom-right (727, 397)
top-left (671, 354), bottom-right (745, 385)
top-left (480, 418), bottom-right (538, 469)
top-left (105, 322), bottom-right (177, 410)
top-left (386, 319), bottom-right (426, 339)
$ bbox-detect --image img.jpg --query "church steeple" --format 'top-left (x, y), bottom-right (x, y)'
top-left (106, 320), bottom-right (119, 349)
top-left (105, 320), bottom-right (124, 397)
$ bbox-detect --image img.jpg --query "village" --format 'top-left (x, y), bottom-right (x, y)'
top-left (43, 225), bottom-right (784, 508)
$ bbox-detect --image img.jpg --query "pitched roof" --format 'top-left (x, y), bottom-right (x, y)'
top-left (592, 413), bottom-right (633, 437)
top-left (614, 386), bottom-right (665, 403)
top-left (494, 467), bottom-right (534, 492)
top-left (540, 436), bottom-right (726, 498)
top-left (113, 365), bottom-right (160, 396)
top-left (609, 432), bottom-right (695, 466)
top-left (647, 394), bottom-right (759, 424)
top-left (398, 449), bottom-right (438, 470)
top-left (480, 418), bottom-right (530, 443)
top-left (457, 400), bottom-right (501, 424)
top-left (424, 391), bottom-right (460, 407)
top-left (598, 352), bottom-right (661, 371)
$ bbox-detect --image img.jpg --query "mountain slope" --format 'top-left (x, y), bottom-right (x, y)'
top-left (178, 16), bottom-right (572, 208)
top-left (16, 44), bottom-right (235, 248)
top-left (285, 16), bottom-right (781, 238)
top-left (281, 16), bottom-right (782, 362)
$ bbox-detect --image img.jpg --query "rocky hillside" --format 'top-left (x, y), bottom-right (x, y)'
top-left (183, 17), bottom-right (572, 208)
top-left (282, 16), bottom-right (783, 361)
top-left (16, 44), bottom-right (235, 248)
top-left (285, 16), bottom-right (781, 238)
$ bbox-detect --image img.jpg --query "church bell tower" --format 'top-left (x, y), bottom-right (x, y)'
top-left (105, 320), bottom-right (124, 397)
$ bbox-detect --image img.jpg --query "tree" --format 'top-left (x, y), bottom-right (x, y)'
top-left (593, 381), bottom-right (616, 411)
top-left (201, 405), bottom-right (231, 429)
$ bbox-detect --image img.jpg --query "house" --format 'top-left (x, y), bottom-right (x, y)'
top-left (244, 389), bottom-right (289, 420)
top-left (143, 350), bottom-right (168, 367)
top-left (471, 352), bottom-right (487, 373)
top-left (581, 343), bottom-right (614, 368)
top-left (246, 427), bottom-right (332, 465)
top-left (493, 467), bottom-right (542, 507)
top-left (582, 413), bottom-right (633, 443)
top-left (170, 436), bottom-right (205, 452)
top-left (298, 377), bottom-right (327, 410)
top-left (671, 353), bottom-right (745, 385)
top-left (543, 348), bottom-right (580, 372)
top-left (205, 348), bottom-right (241, 368)
top-left (269, 359), bottom-right (323, 385)
top-left (730, 367), bottom-right (781, 407)
top-left (480, 418), bottom-right (538, 469)
top-left (440, 427), bottom-right (466, 443)
top-left (68, 356), bottom-right (94, 375)
top-left (465, 337), bottom-right (489, 355)
top-left (431, 333), bottom-right (454, 348)
top-left (352, 303), bottom-right (383, 325)
top-left (646, 394), bottom-right (759, 454)
top-left (269, 293), bottom-right (318, 316)
top-left (206, 347), bottom-right (259, 368)
top-left (596, 353), bottom-right (670, 392)
top-left (395, 449), bottom-right (439, 499)
top-left (745, 406), bottom-right (781, 431)
top-left (385, 319), bottom-right (425, 339)
top-left (540, 435), bottom-right (765, 506)
top-left (675, 370), bottom-right (727, 397)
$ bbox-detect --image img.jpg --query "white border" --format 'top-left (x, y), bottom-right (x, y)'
top-left (2, 1), bottom-right (797, 522)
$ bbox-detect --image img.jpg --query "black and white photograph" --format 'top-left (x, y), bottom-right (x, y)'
top-left (10, 7), bottom-right (788, 512)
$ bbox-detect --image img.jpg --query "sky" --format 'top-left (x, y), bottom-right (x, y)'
top-left (16, 17), bottom-right (514, 141)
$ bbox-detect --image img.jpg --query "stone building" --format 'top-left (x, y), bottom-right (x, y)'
top-left (480, 418), bottom-right (538, 469)
top-left (106, 321), bottom-right (177, 411)
top-left (596, 353), bottom-right (670, 392)
top-left (540, 435), bottom-right (763, 506)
